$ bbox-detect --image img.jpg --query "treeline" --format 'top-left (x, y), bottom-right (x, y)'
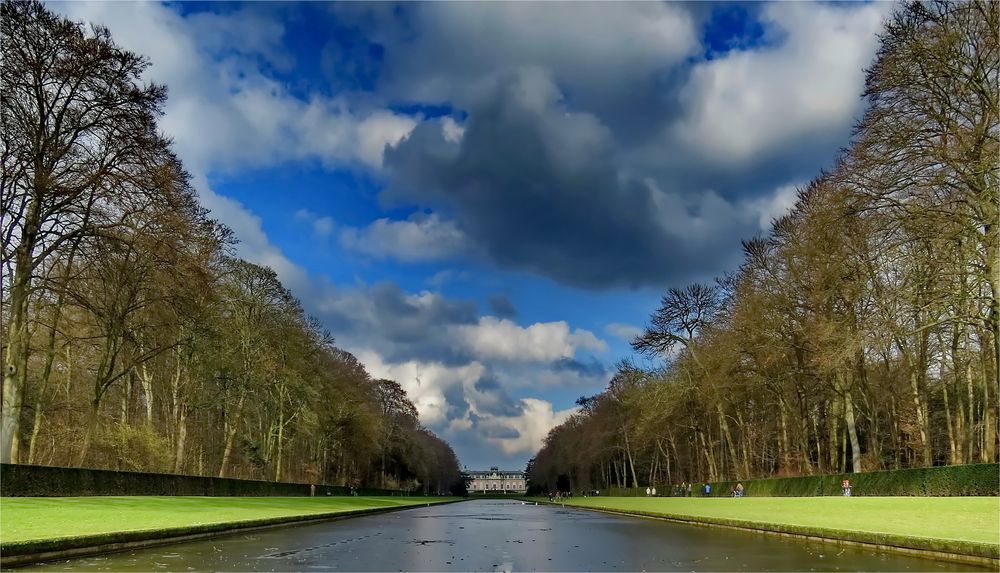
top-left (529, 1), bottom-right (998, 493)
top-left (0, 1), bottom-right (463, 494)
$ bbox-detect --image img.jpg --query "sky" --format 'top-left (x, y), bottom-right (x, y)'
top-left (53, 1), bottom-right (892, 471)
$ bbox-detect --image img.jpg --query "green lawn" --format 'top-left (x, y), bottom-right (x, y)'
top-left (555, 496), bottom-right (1000, 554)
top-left (0, 496), bottom-right (456, 548)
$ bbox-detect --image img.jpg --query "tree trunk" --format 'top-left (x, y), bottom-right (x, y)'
top-left (26, 409), bottom-right (43, 465)
top-left (1, 194), bottom-right (43, 465)
top-left (173, 405), bottom-right (188, 474)
top-left (275, 399), bottom-right (285, 482)
top-left (1, 269), bottom-right (30, 464)
top-left (840, 374), bottom-right (863, 473)
top-left (219, 424), bottom-right (238, 478)
top-left (966, 361), bottom-right (975, 464)
top-left (78, 400), bottom-right (101, 466)
top-left (811, 406), bottom-right (823, 473)
top-left (716, 403), bottom-right (739, 479)
top-left (219, 394), bottom-right (245, 478)
top-left (623, 429), bottom-right (638, 487)
top-left (941, 369), bottom-right (960, 465)
top-left (779, 401), bottom-right (791, 471)
top-left (138, 360), bottom-right (154, 427)
top-left (699, 431), bottom-right (717, 481)
top-left (827, 397), bottom-right (840, 471)
top-left (908, 368), bottom-right (931, 465)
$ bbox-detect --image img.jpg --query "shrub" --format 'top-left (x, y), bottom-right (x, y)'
top-left (0, 463), bottom-right (415, 497)
top-left (707, 463), bottom-right (999, 497)
top-left (592, 464), bottom-right (999, 497)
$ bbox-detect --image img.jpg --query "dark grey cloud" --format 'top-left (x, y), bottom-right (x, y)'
top-left (443, 425), bottom-right (524, 470)
top-left (471, 375), bottom-right (523, 417)
top-left (481, 426), bottom-right (521, 440)
top-left (474, 376), bottom-right (502, 392)
top-left (314, 281), bottom-right (480, 364)
top-left (551, 357), bottom-right (608, 380)
top-left (321, 3), bottom-right (883, 290)
top-left (487, 295), bottom-right (517, 319)
top-left (384, 69), bottom-right (754, 289)
top-left (442, 383), bottom-right (471, 421)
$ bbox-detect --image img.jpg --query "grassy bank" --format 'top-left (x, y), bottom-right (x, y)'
top-left (1, 496), bottom-right (458, 556)
top-left (549, 496), bottom-right (1000, 559)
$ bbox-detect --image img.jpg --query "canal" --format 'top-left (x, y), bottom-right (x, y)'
top-left (22, 499), bottom-right (985, 571)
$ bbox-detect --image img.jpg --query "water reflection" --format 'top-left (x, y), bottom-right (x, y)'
top-left (18, 499), bottom-right (988, 572)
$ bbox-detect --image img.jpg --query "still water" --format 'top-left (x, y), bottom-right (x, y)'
top-left (21, 499), bottom-right (987, 571)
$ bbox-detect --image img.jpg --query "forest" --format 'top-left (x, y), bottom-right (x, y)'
top-left (0, 0), bottom-right (463, 494)
top-left (529, 1), bottom-right (998, 493)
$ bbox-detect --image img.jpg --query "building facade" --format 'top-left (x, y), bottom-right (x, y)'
top-left (467, 467), bottom-right (526, 493)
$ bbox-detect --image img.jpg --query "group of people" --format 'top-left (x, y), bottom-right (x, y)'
top-left (546, 479), bottom-right (853, 501)
top-left (671, 481), bottom-right (745, 497)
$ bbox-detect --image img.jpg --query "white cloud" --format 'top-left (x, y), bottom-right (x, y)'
top-left (356, 111), bottom-right (420, 168)
top-left (747, 183), bottom-right (801, 230)
top-left (441, 117), bottom-right (465, 143)
top-left (674, 2), bottom-right (889, 163)
top-left (380, 2), bottom-right (697, 109)
top-left (294, 210), bottom-right (336, 238)
top-left (645, 179), bottom-right (805, 249)
top-left (356, 349), bottom-right (485, 426)
top-left (456, 317), bottom-right (606, 362)
top-left (58, 2), bottom-right (416, 173)
top-left (481, 398), bottom-right (576, 456)
top-left (646, 180), bottom-right (756, 245)
top-left (313, 217), bottom-right (335, 237)
top-left (339, 213), bottom-right (467, 262)
top-left (605, 322), bottom-right (643, 343)
top-left (425, 269), bottom-right (469, 287)
top-left (355, 347), bottom-right (578, 459)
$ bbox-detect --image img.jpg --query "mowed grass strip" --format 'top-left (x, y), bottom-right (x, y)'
top-left (1, 496), bottom-right (455, 547)
top-left (558, 496), bottom-right (999, 555)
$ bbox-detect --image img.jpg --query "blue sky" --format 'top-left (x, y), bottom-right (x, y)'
top-left (56, 1), bottom-right (891, 471)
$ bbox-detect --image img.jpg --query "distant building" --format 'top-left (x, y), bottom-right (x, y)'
top-left (467, 466), bottom-right (526, 493)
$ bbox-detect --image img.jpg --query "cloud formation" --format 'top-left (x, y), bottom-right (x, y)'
top-left (339, 213), bottom-right (467, 262)
top-left (673, 3), bottom-right (888, 163)
top-left (355, 2), bottom-right (888, 289)
top-left (59, 2), bottom-right (415, 175)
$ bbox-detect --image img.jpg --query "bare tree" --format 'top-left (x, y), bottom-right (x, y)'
top-left (1, 0), bottom-right (171, 462)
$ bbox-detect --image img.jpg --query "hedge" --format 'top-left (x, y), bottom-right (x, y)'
top-left (0, 463), bottom-right (410, 497)
top-left (599, 463), bottom-right (999, 497)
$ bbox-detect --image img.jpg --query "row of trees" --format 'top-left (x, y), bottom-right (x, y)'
top-left (1, 0), bottom-right (463, 494)
top-left (529, 0), bottom-right (998, 493)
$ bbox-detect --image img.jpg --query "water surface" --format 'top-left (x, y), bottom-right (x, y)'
top-left (22, 499), bottom-right (987, 571)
